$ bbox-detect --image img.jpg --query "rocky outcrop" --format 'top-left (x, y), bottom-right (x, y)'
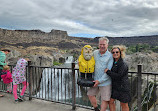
top-left (6, 48), bottom-right (54, 66)
top-left (0, 28), bottom-right (68, 43)
top-left (125, 52), bottom-right (158, 72)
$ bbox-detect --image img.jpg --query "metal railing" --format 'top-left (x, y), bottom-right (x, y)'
top-left (0, 62), bottom-right (158, 111)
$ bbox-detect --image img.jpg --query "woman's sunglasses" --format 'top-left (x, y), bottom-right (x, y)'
top-left (112, 51), bottom-right (119, 54)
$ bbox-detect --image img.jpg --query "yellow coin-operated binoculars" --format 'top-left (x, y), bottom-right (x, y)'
top-left (77, 45), bottom-right (95, 87)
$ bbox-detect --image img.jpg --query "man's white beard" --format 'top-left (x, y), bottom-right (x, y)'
top-left (83, 53), bottom-right (92, 61)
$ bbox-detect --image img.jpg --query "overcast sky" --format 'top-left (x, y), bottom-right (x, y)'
top-left (0, 0), bottom-right (158, 37)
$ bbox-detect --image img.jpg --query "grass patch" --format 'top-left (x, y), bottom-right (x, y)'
top-left (53, 61), bottom-right (62, 66)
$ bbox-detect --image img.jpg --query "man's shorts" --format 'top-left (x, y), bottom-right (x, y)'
top-left (87, 85), bottom-right (111, 101)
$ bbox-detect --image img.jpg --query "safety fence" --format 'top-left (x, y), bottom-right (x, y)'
top-left (0, 62), bottom-right (158, 111)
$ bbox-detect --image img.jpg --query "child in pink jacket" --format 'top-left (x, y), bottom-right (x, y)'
top-left (1, 65), bottom-right (12, 93)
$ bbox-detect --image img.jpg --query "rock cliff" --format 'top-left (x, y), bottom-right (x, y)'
top-left (0, 28), bottom-right (68, 43)
top-left (125, 52), bottom-right (158, 72)
top-left (0, 28), bottom-right (158, 71)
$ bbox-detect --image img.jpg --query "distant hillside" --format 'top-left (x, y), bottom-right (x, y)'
top-left (0, 28), bottom-right (68, 43)
top-left (68, 35), bottom-right (158, 48)
top-left (107, 35), bottom-right (158, 46)
top-left (0, 28), bottom-right (157, 49)
top-left (0, 28), bottom-right (157, 68)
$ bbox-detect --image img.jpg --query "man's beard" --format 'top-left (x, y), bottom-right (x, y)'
top-left (83, 53), bottom-right (92, 61)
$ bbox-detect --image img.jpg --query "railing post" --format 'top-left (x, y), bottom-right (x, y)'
top-left (28, 61), bottom-right (32, 100)
top-left (137, 64), bottom-right (142, 111)
top-left (71, 62), bottom-right (76, 110)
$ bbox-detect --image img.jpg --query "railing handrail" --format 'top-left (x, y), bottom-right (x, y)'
top-left (5, 63), bottom-right (158, 111)
top-left (9, 64), bottom-right (158, 75)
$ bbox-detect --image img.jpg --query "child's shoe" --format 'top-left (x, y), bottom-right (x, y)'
top-left (7, 91), bottom-right (12, 94)
top-left (15, 99), bottom-right (23, 103)
top-left (19, 95), bottom-right (25, 101)
top-left (15, 99), bottom-right (19, 103)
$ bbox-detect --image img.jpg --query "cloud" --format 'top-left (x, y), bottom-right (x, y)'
top-left (0, 0), bottom-right (158, 37)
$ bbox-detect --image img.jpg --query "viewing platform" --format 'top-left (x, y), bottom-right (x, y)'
top-left (0, 92), bottom-right (91, 111)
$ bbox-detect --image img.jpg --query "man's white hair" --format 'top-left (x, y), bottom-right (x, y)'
top-left (99, 37), bottom-right (109, 44)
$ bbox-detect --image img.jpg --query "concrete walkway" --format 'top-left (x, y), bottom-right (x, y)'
top-left (0, 92), bottom-right (91, 111)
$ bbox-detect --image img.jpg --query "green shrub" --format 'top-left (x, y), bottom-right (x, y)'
top-left (126, 44), bottom-right (157, 54)
top-left (53, 61), bottom-right (62, 66)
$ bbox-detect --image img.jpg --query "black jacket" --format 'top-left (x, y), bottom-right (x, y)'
top-left (107, 58), bottom-right (130, 92)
